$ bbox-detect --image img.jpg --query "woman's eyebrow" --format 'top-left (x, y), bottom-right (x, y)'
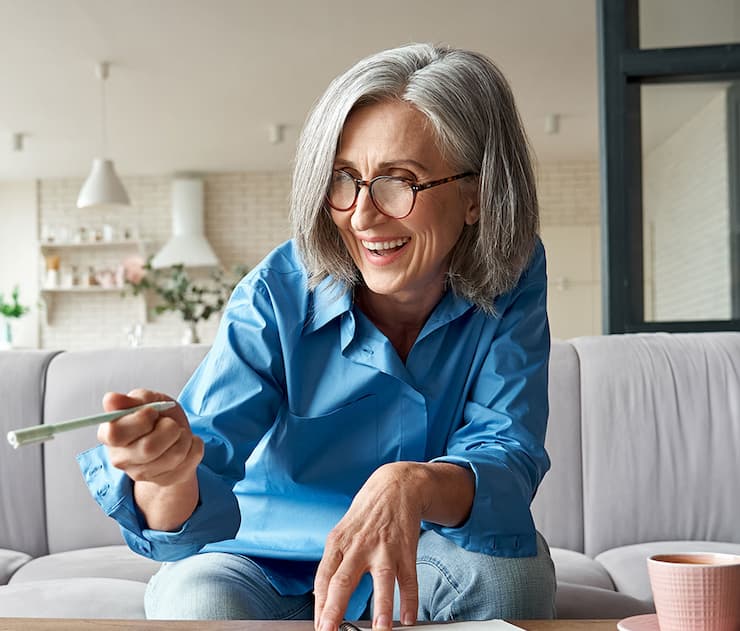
top-left (377, 159), bottom-right (429, 173)
top-left (332, 158), bottom-right (431, 174)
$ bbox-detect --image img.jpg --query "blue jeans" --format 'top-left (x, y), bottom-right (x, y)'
top-left (145, 531), bottom-right (556, 620)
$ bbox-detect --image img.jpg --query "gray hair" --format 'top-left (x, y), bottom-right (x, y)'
top-left (290, 43), bottom-right (538, 313)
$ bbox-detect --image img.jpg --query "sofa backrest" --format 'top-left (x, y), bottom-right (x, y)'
top-left (34, 340), bottom-right (588, 556)
top-left (0, 350), bottom-right (61, 557)
top-left (573, 332), bottom-right (740, 557)
top-left (42, 345), bottom-right (210, 553)
top-left (8, 332), bottom-right (738, 560)
top-left (531, 340), bottom-right (584, 552)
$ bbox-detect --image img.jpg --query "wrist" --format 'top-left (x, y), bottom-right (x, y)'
top-left (376, 461), bottom-right (434, 518)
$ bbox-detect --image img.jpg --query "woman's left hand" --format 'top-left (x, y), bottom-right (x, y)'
top-left (314, 462), bottom-right (425, 631)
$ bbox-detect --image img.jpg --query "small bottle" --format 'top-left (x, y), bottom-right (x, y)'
top-left (87, 267), bottom-right (99, 287)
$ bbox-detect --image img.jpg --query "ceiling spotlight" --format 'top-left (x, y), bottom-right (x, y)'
top-left (545, 113), bottom-right (560, 135)
top-left (268, 124), bottom-right (285, 144)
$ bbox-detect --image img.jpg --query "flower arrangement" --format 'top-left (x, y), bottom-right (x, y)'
top-left (123, 257), bottom-right (248, 343)
top-left (0, 285), bottom-right (30, 349)
top-left (0, 286), bottom-right (29, 319)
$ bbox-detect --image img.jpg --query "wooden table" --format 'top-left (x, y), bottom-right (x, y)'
top-left (0, 620), bottom-right (620, 631)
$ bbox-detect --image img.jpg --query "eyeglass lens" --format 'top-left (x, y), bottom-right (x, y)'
top-left (329, 171), bottom-right (414, 218)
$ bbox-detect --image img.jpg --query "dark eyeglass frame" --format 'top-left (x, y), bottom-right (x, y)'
top-left (326, 170), bottom-right (477, 219)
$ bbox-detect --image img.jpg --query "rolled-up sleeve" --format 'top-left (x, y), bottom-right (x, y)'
top-left (77, 445), bottom-right (240, 560)
top-left (76, 272), bottom-right (287, 561)
top-left (425, 243), bottom-right (550, 557)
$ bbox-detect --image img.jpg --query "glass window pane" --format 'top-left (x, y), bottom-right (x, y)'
top-left (641, 81), bottom-right (737, 322)
top-left (640, 0), bottom-right (740, 49)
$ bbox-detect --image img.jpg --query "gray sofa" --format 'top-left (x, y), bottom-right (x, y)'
top-left (1, 333), bottom-right (739, 620)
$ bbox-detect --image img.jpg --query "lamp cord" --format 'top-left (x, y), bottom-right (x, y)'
top-left (100, 72), bottom-right (108, 158)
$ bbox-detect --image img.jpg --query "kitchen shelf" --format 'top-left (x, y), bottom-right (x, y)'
top-left (39, 287), bottom-right (145, 325)
top-left (39, 239), bottom-right (150, 324)
top-left (41, 287), bottom-right (124, 293)
top-left (40, 239), bottom-right (148, 252)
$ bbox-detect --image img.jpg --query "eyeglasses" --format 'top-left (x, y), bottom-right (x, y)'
top-left (326, 169), bottom-right (477, 219)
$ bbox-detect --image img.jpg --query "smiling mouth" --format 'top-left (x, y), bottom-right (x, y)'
top-left (361, 238), bottom-right (410, 256)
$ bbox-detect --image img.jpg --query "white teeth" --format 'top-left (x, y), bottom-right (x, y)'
top-left (361, 238), bottom-right (410, 251)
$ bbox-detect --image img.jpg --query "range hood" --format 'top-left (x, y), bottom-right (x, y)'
top-left (150, 176), bottom-right (220, 269)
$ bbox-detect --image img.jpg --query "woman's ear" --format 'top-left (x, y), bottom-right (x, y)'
top-left (464, 195), bottom-right (481, 225)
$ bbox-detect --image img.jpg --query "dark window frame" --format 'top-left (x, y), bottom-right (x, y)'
top-left (597, 0), bottom-right (740, 333)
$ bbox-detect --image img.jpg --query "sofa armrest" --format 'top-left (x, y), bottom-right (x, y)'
top-left (0, 548), bottom-right (32, 585)
top-left (0, 350), bottom-right (61, 558)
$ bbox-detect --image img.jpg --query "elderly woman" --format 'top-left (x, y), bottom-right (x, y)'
top-left (79, 43), bottom-right (555, 626)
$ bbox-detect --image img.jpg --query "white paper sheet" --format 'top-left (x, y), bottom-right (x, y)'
top-left (357, 622), bottom-right (524, 631)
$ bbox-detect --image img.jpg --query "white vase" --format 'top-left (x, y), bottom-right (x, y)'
top-left (181, 321), bottom-right (200, 345)
top-left (0, 318), bottom-right (13, 350)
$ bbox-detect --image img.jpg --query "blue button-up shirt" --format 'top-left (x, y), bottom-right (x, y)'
top-left (78, 238), bottom-right (550, 619)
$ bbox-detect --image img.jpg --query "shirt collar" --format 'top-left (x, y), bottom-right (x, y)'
top-left (304, 276), bottom-right (478, 338)
top-left (303, 276), bottom-right (353, 334)
top-left (418, 287), bottom-right (477, 340)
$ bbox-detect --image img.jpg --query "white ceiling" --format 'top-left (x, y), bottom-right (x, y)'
top-left (1, 0), bottom-right (598, 180)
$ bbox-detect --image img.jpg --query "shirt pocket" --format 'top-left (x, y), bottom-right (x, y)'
top-left (266, 394), bottom-right (380, 496)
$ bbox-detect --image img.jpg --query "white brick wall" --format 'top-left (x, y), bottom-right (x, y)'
top-left (37, 162), bottom-right (599, 349)
top-left (537, 161), bottom-right (600, 226)
top-left (39, 173), bottom-right (290, 350)
top-left (537, 161), bottom-right (602, 337)
top-left (643, 91), bottom-right (730, 321)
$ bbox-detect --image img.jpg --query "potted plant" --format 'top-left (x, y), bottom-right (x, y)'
top-left (123, 257), bottom-right (247, 344)
top-left (0, 286), bottom-right (30, 350)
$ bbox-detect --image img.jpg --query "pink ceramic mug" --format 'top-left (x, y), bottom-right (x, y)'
top-left (647, 552), bottom-right (740, 631)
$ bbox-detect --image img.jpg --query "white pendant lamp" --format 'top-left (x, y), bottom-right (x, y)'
top-left (77, 62), bottom-right (130, 209)
top-left (150, 176), bottom-right (220, 269)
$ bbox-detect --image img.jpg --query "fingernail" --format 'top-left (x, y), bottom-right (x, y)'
top-left (375, 615), bottom-right (391, 630)
top-left (402, 613), bottom-right (414, 626)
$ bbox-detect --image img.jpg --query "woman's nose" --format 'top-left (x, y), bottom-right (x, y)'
top-left (350, 186), bottom-right (386, 231)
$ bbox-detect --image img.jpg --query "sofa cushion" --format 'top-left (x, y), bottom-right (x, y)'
top-left (595, 540), bottom-right (740, 602)
top-left (0, 548), bottom-right (31, 585)
top-left (573, 333), bottom-right (740, 557)
top-left (550, 547), bottom-right (614, 590)
top-left (42, 345), bottom-right (210, 553)
top-left (8, 545), bottom-right (160, 584)
top-left (555, 582), bottom-right (654, 619)
top-left (531, 340), bottom-right (584, 552)
top-left (0, 577), bottom-right (146, 618)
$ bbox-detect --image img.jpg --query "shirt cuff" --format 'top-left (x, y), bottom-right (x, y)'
top-left (77, 444), bottom-right (240, 561)
top-left (422, 455), bottom-right (537, 557)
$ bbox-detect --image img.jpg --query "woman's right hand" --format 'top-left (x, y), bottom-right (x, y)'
top-left (97, 389), bottom-right (204, 531)
top-left (98, 389), bottom-right (203, 487)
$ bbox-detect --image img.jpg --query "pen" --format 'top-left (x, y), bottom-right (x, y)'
top-left (6, 400), bottom-right (176, 449)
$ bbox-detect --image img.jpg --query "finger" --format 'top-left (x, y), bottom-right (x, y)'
top-left (319, 558), bottom-right (363, 631)
top-left (98, 403), bottom-right (164, 447)
top-left (315, 546), bottom-right (343, 630)
top-left (371, 562), bottom-right (396, 631)
top-left (133, 434), bottom-right (204, 486)
top-left (117, 416), bottom-right (184, 465)
top-left (108, 428), bottom-right (202, 484)
top-left (102, 391), bottom-right (146, 412)
top-left (396, 557), bottom-right (418, 627)
top-left (127, 388), bottom-right (173, 404)
top-left (127, 389), bottom-right (191, 428)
